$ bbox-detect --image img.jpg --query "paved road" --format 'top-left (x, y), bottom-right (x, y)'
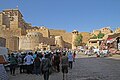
top-left (8, 54), bottom-right (120, 80)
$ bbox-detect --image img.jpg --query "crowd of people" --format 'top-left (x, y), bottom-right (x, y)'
top-left (84, 46), bottom-right (111, 57)
top-left (8, 50), bottom-right (77, 80)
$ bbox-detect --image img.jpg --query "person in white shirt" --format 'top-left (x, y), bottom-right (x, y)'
top-left (68, 51), bottom-right (73, 69)
top-left (24, 52), bottom-right (34, 74)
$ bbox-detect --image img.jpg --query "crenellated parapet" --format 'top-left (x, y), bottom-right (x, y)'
top-left (26, 26), bottom-right (48, 32)
top-left (26, 26), bottom-right (50, 37)
top-left (115, 27), bottom-right (120, 33)
top-left (26, 32), bottom-right (42, 37)
top-left (19, 32), bottom-right (43, 50)
top-left (100, 27), bottom-right (113, 34)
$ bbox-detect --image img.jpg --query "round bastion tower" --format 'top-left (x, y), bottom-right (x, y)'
top-left (55, 36), bottom-right (64, 48)
top-left (72, 30), bottom-right (78, 49)
top-left (26, 32), bottom-right (42, 50)
top-left (19, 32), bottom-right (42, 50)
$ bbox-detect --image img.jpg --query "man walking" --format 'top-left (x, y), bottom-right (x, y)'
top-left (34, 54), bottom-right (41, 75)
top-left (61, 52), bottom-right (69, 80)
top-left (9, 53), bottom-right (18, 76)
top-left (41, 54), bottom-right (51, 80)
top-left (68, 51), bottom-right (73, 69)
top-left (54, 52), bottom-right (60, 72)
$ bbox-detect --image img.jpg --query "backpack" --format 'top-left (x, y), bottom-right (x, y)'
top-left (42, 58), bottom-right (51, 71)
top-left (54, 55), bottom-right (60, 63)
top-left (34, 57), bottom-right (41, 67)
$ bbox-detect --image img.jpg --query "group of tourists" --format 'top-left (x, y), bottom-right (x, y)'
top-left (84, 46), bottom-right (111, 57)
top-left (8, 50), bottom-right (76, 80)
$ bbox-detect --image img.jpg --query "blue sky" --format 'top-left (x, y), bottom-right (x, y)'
top-left (0, 0), bottom-right (120, 32)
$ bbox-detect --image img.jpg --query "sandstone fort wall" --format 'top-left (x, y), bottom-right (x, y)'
top-left (80, 32), bottom-right (91, 43)
top-left (49, 29), bottom-right (66, 36)
top-left (115, 28), bottom-right (120, 33)
top-left (100, 27), bottom-right (112, 34)
top-left (0, 37), bottom-right (6, 47)
top-left (92, 30), bottom-right (100, 36)
top-left (26, 27), bottom-right (50, 37)
top-left (0, 8), bottom-right (118, 51)
top-left (5, 36), bottom-right (19, 51)
top-left (55, 36), bottom-right (64, 48)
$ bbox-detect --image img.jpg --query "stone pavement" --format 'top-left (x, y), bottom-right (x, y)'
top-left (8, 54), bottom-right (120, 80)
top-left (0, 64), bottom-right (8, 80)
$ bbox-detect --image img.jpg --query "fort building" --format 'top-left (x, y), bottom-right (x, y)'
top-left (0, 8), bottom-right (31, 51)
top-left (0, 8), bottom-right (119, 51)
top-left (0, 37), bottom-right (6, 47)
top-left (87, 27), bottom-right (113, 48)
top-left (0, 8), bottom-right (79, 51)
top-left (115, 28), bottom-right (120, 33)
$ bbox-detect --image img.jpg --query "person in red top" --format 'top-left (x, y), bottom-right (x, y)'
top-left (73, 51), bottom-right (76, 62)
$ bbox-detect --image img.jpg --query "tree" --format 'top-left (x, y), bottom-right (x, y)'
top-left (90, 32), bottom-right (105, 39)
top-left (97, 32), bottom-right (105, 39)
top-left (74, 34), bottom-right (83, 47)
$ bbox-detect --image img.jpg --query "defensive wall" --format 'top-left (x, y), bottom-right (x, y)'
top-left (1, 8), bottom-right (120, 51)
top-left (0, 37), bottom-right (6, 47)
top-left (26, 27), bottom-right (50, 37)
top-left (80, 32), bottom-right (91, 44)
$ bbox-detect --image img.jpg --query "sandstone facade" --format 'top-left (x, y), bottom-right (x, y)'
top-left (0, 8), bottom-right (77, 51)
top-left (0, 37), bottom-right (6, 47)
top-left (115, 28), bottom-right (120, 33)
top-left (0, 8), bottom-right (118, 51)
top-left (0, 8), bottom-right (31, 51)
